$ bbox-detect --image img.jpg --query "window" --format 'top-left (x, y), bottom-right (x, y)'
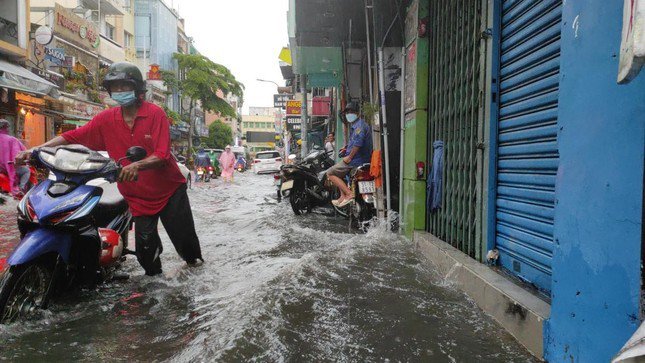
top-left (124, 31), bottom-right (133, 47)
top-left (256, 152), bottom-right (280, 159)
top-left (105, 23), bottom-right (115, 40)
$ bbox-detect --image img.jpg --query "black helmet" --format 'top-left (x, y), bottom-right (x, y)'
top-left (343, 101), bottom-right (359, 113)
top-left (102, 62), bottom-right (146, 94)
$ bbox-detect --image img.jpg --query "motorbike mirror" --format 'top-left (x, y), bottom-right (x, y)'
top-left (126, 146), bottom-right (147, 162)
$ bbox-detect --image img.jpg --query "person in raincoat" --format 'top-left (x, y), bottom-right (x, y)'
top-left (208, 150), bottom-right (220, 176)
top-left (218, 145), bottom-right (236, 182)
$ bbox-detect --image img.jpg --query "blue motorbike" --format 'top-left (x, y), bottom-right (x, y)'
top-left (0, 145), bottom-right (146, 323)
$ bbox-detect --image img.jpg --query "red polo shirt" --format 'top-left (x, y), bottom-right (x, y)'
top-left (62, 101), bottom-right (186, 217)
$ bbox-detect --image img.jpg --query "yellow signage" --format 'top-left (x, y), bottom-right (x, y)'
top-left (286, 100), bottom-right (301, 115)
top-left (279, 47), bottom-right (292, 65)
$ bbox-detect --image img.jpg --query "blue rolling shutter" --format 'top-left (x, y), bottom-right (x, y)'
top-left (495, 0), bottom-right (562, 293)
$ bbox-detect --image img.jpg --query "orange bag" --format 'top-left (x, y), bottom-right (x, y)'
top-left (370, 150), bottom-right (383, 188)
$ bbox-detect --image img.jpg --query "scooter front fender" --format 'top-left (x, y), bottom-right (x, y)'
top-left (7, 229), bottom-right (72, 266)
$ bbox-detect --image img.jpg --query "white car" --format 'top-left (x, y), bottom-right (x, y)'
top-left (252, 151), bottom-right (283, 174)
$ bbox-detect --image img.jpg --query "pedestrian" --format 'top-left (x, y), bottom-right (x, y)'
top-left (324, 133), bottom-right (336, 159)
top-left (326, 102), bottom-right (373, 207)
top-left (0, 119), bottom-right (29, 197)
top-left (15, 62), bottom-right (204, 276)
top-left (219, 145), bottom-right (235, 182)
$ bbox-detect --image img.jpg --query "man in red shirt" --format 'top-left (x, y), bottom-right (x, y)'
top-left (16, 62), bottom-right (203, 276)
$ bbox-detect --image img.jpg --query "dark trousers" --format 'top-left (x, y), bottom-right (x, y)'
top-left (134, 184), bottom-right (203, 275)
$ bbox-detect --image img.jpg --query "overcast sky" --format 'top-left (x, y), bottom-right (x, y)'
top-left (172, 0), bottom-right (289, 114)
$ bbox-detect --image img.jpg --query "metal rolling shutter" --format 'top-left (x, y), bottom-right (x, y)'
top-left (495, 0), bottom-right (562, 293)
top-left (427, 0), bottom-right (485, 260)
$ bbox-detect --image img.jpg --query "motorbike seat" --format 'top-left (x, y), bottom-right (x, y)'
top-left (350, 163), bottom-right (371, 177)
top-left (93, 182), bottom-right (128, 226)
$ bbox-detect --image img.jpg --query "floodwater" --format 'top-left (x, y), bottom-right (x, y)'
top-left (0, 173), bottom-right (536, 362)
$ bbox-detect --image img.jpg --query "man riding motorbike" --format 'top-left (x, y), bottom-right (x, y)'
top-left (0, 119), bottom-right (29, 197)
top-left (194, 148), bottom-right (212, 182)
top-left (326, 102), bottom-right (373, 207)
top-left (16, 62), bottom-right (203, 276)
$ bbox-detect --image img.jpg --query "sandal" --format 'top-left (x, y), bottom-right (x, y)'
top-left (337, 196), bottom-right (354, 208)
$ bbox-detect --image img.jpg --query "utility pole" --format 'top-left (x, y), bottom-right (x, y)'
top-left (300, 74), bottom-right (308, 158)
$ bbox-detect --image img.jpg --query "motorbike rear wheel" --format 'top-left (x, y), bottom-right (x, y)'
top-left (290, 182), bottom-right (311, 215)
top-left (0, 262), bottom-right (53, 324)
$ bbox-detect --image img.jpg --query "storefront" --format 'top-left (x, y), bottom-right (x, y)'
top-left (0, 58), bottom-right (60, 146)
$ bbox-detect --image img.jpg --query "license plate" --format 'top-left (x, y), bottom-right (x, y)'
top-left (281, 180), bottom-right (294, 191)
top-left (358, 181), bottom-right (375, 194)
top-left (197, 170), bottom-right (203, 175)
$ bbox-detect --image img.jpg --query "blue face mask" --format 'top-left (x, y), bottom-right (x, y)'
top-left (111, 91), bottom-right (137, 106)
top-left (346, 113), bottom-right (358, 123)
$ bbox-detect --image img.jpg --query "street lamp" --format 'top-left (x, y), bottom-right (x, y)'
top-left (256, 78), bottom-right (280, 88)
top-left (256, 79), bottom-right (289, 155)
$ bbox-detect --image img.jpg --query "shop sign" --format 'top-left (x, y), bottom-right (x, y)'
top-left (273, 94), bottom-right (292, 108)
top-left (147, 64), bottom-right (162, 80)
top-left (286, 116), bottom-right (301, 131)
top-left (286, 100), bottom-right (301, 115)
top-left (45, 47), bottom-right (66, 65)
top-left (618, 0), bottom-right (645, 83)
top-left (29, 67), bottom-right (65, 88)
top-left (63, 56), bottom-right (75, 68)
top-left (35, 25), bottom-right (54, 45)
top-left (54, 4), bottom-right (100, 49)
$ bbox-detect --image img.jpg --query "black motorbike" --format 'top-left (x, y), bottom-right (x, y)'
top-left (280, 150), bottom-right (340, 215)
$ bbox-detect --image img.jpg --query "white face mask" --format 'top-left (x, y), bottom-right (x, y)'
top-left (346, 113), bottom-right (358, 123)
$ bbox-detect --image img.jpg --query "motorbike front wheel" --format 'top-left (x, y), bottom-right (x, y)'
top-left (290, 182), bottom-right (311, 215)
top-left (0, 262), bottom-right (53, 324)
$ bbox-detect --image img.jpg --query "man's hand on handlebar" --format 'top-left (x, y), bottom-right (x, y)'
top-left (15, 149), bottom-right (34, 166)
top-left (119, 163), bottom-right (139, 182)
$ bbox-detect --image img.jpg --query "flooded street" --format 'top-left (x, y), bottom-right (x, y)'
top-left (0, 173), bottom-right (535, 362)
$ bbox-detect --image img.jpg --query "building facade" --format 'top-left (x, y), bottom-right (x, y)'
top-left (242, 107), bottom-right (277, 152)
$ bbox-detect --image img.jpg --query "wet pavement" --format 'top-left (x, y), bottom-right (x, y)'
top-left (0, 173), bottom-right (536, 362)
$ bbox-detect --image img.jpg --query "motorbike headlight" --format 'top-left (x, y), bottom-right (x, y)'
top-left (39, 150), bottom-right (57, 168)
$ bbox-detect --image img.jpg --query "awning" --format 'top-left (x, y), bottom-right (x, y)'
top-left (63, 120), bottom-right (88, 126)
top-left (0, 59), bottom-right (59, 98)
top-left (40, 108), bottom-right (93, 122)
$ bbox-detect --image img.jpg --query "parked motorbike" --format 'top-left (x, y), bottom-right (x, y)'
top-left (0, 145), bottom-right (145, 324)
top-left (280, 149), bottom-right (339, 215)
top-left (344, 163), bottom-right (377, 231)
top-left (274, 172), bottom-right (283, 202)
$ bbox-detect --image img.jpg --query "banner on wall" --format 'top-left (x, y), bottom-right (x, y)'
top-left (618, 0), bottom-right (645, 83)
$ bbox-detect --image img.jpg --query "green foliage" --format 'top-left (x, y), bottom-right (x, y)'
top-left (170, 53), bottom-right (244, 117)
top-left (163, 106), bottom-right (182, 125)
top-left (362, 102), bottom-right (380, 125)
top-left (160, 70), bottom-right (180, 96)
top-left (205, 120), bottom-right (233, 149)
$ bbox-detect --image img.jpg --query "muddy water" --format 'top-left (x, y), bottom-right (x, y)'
top-left (0, 174), bottom-right (536, 362)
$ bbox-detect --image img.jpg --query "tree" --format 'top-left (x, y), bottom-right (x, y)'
top-left (162, 54), bottom-right (244, 158)
top-left (205, 120), bottom-right (233, 149)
